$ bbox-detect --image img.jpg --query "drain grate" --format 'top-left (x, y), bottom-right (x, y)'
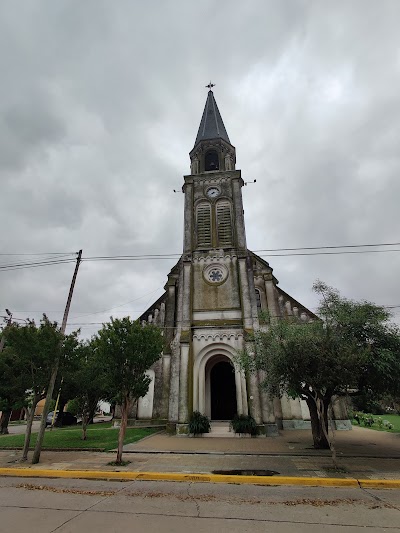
top-left (212, 469), bottom-right (280, 476)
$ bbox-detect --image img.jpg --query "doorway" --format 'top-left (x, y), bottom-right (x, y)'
top-left (210, 360), bottom-right (237, 420)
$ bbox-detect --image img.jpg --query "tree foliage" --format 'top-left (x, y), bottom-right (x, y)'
top-left (240, 281), bottom-right (400, 452)
top-left (0, 316), bottom-right (79, 459)
top-left (70, 339), bottom-right (108, 440)
top-left (95, 317), bottom-right (164, 464)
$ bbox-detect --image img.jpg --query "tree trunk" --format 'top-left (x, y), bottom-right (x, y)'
top-left (81, 404), bottom-right (90, 441)
top-left (327, 402), bottom-right (338, 468)
top-left (306, 397), bottom-right (329, 449)
top-left (317, 396), bottom-right (338, 465)
top-left (0, 409), bottom-right (11, 435)
top-left (22, 396), bottom-right (39, 461)
top-left (81, 414), bottom-right (88, 440)
top-left (116, 396), bottom-right (129, 464)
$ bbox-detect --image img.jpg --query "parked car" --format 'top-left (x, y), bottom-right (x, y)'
top-left (46, 411), bottom-right (77, 427)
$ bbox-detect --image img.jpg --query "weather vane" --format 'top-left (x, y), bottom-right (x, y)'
top-left (206, 81), bottom-right (215, 90)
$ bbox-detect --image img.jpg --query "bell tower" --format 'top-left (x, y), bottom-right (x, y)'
top-left (183, 88), bottom-right (248, 256)
top-left (167, 86), bottom-right (260, 430)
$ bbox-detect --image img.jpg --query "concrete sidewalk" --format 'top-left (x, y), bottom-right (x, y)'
top-left (0, 426), bottom-right (399, 483)
top-left (123, 426), bottom-right (400, 458)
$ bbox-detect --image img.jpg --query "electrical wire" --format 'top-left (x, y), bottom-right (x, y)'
top-left (1, 242), bottom-right (400, 271)
top-left (0, 258), bottom-right (77, 272)
top-left (253, 242), bottom-right (400, 252)
top-left (0, 252), bottom-right (76, 256)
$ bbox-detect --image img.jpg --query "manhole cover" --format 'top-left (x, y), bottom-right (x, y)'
top-left (212, 469), bottom-right (279, 476)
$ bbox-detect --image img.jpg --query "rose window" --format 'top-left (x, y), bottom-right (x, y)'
top-left (209, 269), bottom-right (223, 282)
top-left (203, 263), bottom-right (228, 285)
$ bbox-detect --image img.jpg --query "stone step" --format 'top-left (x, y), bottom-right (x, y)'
top-left (203, 421), bottom-right (235, 438)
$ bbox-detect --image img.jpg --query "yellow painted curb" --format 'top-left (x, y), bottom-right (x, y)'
top-left (1, 467), bottom-right (398, 488)
top-left (358, 479), bottom-right (400, 489)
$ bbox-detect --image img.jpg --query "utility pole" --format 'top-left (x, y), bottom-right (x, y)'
top-left (0, 309), bottom-right (13, 353)
top-left (32, 250), bottom-right (82, 464)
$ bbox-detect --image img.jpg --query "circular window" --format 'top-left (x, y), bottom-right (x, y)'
top-left (203, 263), bottom-right (228, 285)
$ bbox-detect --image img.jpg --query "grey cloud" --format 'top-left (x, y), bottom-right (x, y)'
top-left (1, 0), bottom-right (400, 338)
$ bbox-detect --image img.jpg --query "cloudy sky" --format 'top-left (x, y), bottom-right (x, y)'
top-left (1, 0), bottom-right (400, 337)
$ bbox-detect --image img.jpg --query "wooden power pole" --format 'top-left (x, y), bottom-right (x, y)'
top-left (32, 250), bottom-right (82, 464)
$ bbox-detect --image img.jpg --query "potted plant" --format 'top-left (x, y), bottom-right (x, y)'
top-left (188, 411), bottom-right (211, 436)
top-left (230, 414), bottom-right (259, 436)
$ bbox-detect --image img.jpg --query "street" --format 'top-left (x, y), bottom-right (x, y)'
top-left (0, 476), bottom-right (399, 532)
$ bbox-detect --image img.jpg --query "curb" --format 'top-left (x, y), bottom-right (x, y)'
top-left (0, 468), bottom-right (399, 489)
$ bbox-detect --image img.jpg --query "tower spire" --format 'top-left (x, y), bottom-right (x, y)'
top-left (194, 86), bottom-right (230, 147)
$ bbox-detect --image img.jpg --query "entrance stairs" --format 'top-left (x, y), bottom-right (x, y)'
top-left (204, 421), bottom-right (234, 438)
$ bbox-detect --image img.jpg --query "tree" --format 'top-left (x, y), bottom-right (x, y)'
top-left (0, 346), bottom-right (27, 434)
top-left (4, 317), bottom-right (78, 460)
top-left (240, 281), bottom-right (400, 454)
top-left (52, 335), bottom-right (85, 428)
top-left (71, 339), bottom-right (108, 440)
top-left (95, 317), bottom-right (164, 464)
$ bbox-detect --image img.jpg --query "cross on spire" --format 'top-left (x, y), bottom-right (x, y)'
top-left (205, 81), bottom-right (215, 90)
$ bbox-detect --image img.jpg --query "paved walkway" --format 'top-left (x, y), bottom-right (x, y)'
top-left (123, 426), bottom-right (400, 457)
top-left (0, 427), bottom-right (399, 481)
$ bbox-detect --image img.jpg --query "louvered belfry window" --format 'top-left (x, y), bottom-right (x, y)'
top-left (196, 202), bottom-right (212, 247)
top-left (217, 200), bottom-right (233, 246)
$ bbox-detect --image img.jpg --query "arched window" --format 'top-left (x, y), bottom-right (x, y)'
top-left (255, 289), bottom-right (262, 310)
top-left (216, 200), bottom-right (233, 246)
top-left (196, 202), bottom-right (212, 247)
top-left (205, 150), bottom-right (219, 171)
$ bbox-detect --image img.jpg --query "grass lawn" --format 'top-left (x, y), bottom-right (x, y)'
top-left (0, 425), bottom-right (157, 451)
top-left (352, 414), bottom-right (400, 433)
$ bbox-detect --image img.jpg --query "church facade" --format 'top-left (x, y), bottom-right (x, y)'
top-left (136, 90), bottom-right (347, 435)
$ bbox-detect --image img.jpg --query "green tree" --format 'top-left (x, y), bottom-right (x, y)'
top-left (0, 346), bottom-right (27, 434)
top-left (240, 282), bottom-right (400, 454)
top-left (4, 317), bottom-right (78, 460)
top-left (95, 317), bottom-right (164, 464)
top-left (52, 335), bottom-right (84, 428)
top-left (71, 339), bottom-right (108, 440)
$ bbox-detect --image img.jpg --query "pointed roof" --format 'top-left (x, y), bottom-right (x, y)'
top-left (194, 90), bottom-right (231, 147)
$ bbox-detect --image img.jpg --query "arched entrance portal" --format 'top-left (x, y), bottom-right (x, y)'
top-left (206, 357), bottom-right (237, 420)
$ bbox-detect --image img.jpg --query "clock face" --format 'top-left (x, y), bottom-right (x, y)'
top-left (207, 187), bottom-right (220, 198)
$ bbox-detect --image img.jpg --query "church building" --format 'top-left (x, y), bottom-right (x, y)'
top-left (136, 89), bottom-right (338, 436)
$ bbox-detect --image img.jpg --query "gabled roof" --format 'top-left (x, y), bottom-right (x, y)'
top-left (194, 90), bottom-right (230, 147)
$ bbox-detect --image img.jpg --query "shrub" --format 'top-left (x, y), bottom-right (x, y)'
top-left (188, 411), bottom-right (210, 435)
top-left (363, 415), bottom-right (375, 427)
top-left (383, 420), bottom-right (394, 430)
top-left (230, 414), bottom-right (259, 436)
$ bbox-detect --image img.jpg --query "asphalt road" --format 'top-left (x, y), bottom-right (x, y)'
top-left (0, 476), bottom-right (399, 532)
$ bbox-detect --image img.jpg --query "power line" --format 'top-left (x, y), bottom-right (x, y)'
top-left (0, 258), bottom-right (77, 272)
top-left (1, 241), bottom-right (400, 271)
top-left (0, 252), bottom-right (76, 256)
top-left (82, 248), bottom-right (400, 261)
top-left (259, 249), bottom-right (400, 258)
top-left (253, 241), bottom-right (400, 253)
